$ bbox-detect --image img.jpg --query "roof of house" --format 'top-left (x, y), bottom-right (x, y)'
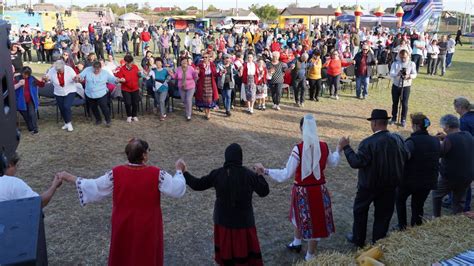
top-left (280, 7), bottom-right (336, 16)
top-left (153, 7), bottom-right (177, 12)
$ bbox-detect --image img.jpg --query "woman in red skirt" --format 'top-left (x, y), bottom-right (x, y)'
top-left (255, 114), bottom-right (340, 261)
top-left (195, 52), bottom-right (219, 120)
top-left (179, 143), bottom-right (269, 265)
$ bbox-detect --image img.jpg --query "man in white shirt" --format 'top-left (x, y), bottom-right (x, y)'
top-left (0, 153), bottom-right (62, 206)
top-left (446, 34), bottom-right (456, 68)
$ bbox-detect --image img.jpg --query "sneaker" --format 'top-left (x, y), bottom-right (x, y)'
top-left (335, 95), bottom-right (339, 100)
top-left (276, 105), bottom-right (281, 111)
top-left (231, 105), bottom-right (234, 110)
top-left (272, 104), bottom-right (278, 110)
top-left (95, 120), bottom-right (102, 126)
top-left (126, 117), bottom-right (132, 123)
top-left (262, 105), bottom-right (266, 110)
top-left (226, 111), bottom-right (231, 117)
top-left (132, 117), bottom-right (139, 122)
top-left (362, 95), bottom-right (367, 100)
top-left (315, 97), bottom-right (319, 102)
top-left (30, 130), bottom-right (39, 135)
top-left (61, 124), bottom-right (68, 130)
top-left (105, 122), bottom-right (112, 128)
top-left (249, 109), bottom-right (254, 114)
top-left (389, 119), bottom-right (396, 125)
top-left (186, 116), bottom-right (191, 121)
top-left (305, 253), bottom-right (316, 262)
top-left (401, 120), bottom-right (406, 128)
top-left (66, 123), bottom-right (73, 132)
top-left (300, 103), bottom-right (304, 108)
top-left (159, 116), bottom-right (166, 121)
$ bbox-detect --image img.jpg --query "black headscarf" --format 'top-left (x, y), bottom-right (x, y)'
top-left (224, 143), bottom-right (243, 168)
top-left (223, 143), bottom-right (244, 207)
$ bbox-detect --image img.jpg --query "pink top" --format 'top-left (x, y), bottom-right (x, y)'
top-left (174, 66), bottom-right (198, 90)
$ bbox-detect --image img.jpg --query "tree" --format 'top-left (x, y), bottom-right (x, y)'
top-left (207, 4), bottom-right (218, 12)
top-left (186, 6), bottom-right (198, 10)
top-left (249, 4), bottom-right (279, 22)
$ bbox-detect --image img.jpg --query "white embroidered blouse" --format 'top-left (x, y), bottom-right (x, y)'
top-left (75, 165), bottom-right (186, 206)
top-left (267, 145), bottom-right (340, 183)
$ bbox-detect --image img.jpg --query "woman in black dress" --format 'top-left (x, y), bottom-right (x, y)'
top-left (179, 143), bottom-right (269, 266)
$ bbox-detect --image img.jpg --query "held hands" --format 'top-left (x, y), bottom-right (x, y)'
top-left (52, 174), bottom-right (63, 189)
top-left (338, 136), bottom-right (351, 151)
top-left (56, 171), bottom-right (78, 183)
top-left (436, 132), bottom-right (447, 141)
top-left (175, 159), bottom-right (187, 172)
top-left (253, 163), bottom-right (265, 176)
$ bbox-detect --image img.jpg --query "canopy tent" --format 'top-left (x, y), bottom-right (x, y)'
top-left (118, 13), bottom-right (147, 28)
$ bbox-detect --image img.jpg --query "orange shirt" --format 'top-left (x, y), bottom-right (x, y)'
top-left (324, 59), bottom-right (352, 76)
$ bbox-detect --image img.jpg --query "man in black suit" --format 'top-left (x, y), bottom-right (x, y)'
top-left (339, 109), bottom-right (409, 248)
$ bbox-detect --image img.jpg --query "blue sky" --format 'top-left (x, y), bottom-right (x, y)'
top-left (22, 0), bottom-right (472, 13)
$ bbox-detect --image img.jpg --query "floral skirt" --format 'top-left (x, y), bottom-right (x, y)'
top-left (255, 84), bottom-right (268, 99)
top-left (290, 184), bottom-right (335, 239)
top-left (196, 76), bottom-right (217, 108)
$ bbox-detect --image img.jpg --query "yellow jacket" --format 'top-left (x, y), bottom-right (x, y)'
top-left (307, 58), bottom-right (322, 80)
top-left (44, 37), bottom-right (55, 50)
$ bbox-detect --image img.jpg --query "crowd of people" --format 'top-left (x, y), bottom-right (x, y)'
top-left (11, 21), bottom-right (463, 134)
top-left (1, 101), bottom-right (473, 264)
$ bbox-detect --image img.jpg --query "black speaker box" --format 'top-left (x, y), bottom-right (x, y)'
top-left (0, 196), bottom-right (48, 265)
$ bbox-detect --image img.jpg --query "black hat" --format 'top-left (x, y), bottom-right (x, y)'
top-left (367, 109), bottom-right (391, 121)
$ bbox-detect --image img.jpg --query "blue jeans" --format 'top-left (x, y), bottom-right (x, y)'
top-left (448, 186), bottom-right (472, 212)
top-left (446, 53), bottom-right (454, 67)
top-left (222, 87), bottom-right (232, 112)
top-left (56, 92), bottom-right (75, 124)
top-left (356, 76), bottom-right (370, 97)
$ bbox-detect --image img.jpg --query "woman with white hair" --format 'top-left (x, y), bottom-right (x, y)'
top-left (43, 60), bottom-right (79, 132)
top-left (268, 51), bottom-right (288, 110)
top-left (255, 114), bottom-right (340, 261)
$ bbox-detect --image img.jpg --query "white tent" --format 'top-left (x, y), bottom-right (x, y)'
top-left (118, 13), bottom-right (147, 28)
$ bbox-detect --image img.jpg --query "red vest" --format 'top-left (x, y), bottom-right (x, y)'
top-left (294, 141), bottom-right (329, 186)
top-left (110, 165), bottom-right (163, 266)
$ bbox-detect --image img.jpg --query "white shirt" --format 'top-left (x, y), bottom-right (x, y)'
top-left (75, 168), bottom-right (186, 206)
top-left (46, 65), bottom-right (78, 97)
top-left (267, 145), bottom-right (340, 183)
top-left (0, 175), bottom-right (39, 202)
top-left (447, 39), bottom-right (456, 53)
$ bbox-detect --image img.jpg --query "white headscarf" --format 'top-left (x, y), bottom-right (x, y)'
top-left (301, 114), bottom-right (321, 180)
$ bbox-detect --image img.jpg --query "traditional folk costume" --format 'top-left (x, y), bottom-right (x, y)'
top-left (184, 144), bottom-right (269, 266)
top-left (241, 62), bottom-right (258, 103)
top-left (255, 65), bottom-right (268, 100)
top-left (74, 164), bottom-right (186, 266)
top-left (195, 61), bottom-right (219, 109)
top-left (266, 115), bottom-right (339, 248)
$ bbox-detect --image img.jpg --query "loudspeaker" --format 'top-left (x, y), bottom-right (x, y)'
top-left (0, 19), bottom-right (20, 172)
top-left (0, 197), bottom-right (48, 265)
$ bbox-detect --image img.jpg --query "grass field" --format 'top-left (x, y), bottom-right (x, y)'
top-left (16, 45), bottom-right (474, 265)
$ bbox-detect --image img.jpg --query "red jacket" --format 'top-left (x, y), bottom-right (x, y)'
top-left (141, 31), bottom-right (151, 42)
top-left (324, 59), bottom-right (352, 76)
top-left (115, 64), bottom-right (140, 92)
top-left (270, 42), bottom-right (281, 52)
top-left (241, 62), bottom-right (259, 85)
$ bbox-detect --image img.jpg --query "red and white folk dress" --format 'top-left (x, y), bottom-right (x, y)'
top-left (75, 163), bottom-right (186, 266)
top-left (267, 141), bottom-right (339, 239)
